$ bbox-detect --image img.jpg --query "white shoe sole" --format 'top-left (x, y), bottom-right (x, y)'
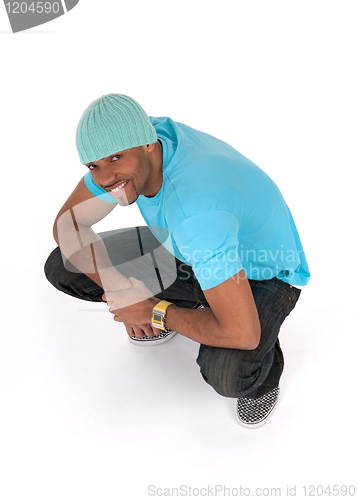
top-left (128, 329), bottom-right (178, 346)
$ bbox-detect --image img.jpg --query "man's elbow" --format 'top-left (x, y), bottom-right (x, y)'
top-left (229, 326), bottom-right (261, 350)
top-left (53, 221), bottom-right (59, 245)
top-left (243, 329), bottom-right (261, 350)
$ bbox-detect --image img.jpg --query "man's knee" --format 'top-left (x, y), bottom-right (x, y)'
top-left (196, 345), bottom-right (262, 398)
top-left (44, 246), bottom-right (104, 302)
top-left (44, 247), bottom-right (62, 287)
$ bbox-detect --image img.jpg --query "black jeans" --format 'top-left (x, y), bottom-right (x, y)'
top-left (44, 226), bottom-right (301, 399)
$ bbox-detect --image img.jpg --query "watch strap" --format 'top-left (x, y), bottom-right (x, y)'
top-left (152, 300), bottom-right (175, 330)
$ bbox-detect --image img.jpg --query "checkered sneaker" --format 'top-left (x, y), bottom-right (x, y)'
top-left (236, 387), bottom-right (280, 428)
top-left (128, 328), bottom-right (178, 346)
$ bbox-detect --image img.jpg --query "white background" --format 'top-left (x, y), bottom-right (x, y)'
top-left (1, 1), bottom-right (356, 499)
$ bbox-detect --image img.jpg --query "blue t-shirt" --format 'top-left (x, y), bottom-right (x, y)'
top-left (84, 117), bottom-right (310, 291)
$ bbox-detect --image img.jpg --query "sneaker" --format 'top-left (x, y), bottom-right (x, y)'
top-left (128, 303), bottom-right (204, 346)
top-left (236, 387), bottom-right (280, 428)
top-left (128, 328), bottom-right (178, 346)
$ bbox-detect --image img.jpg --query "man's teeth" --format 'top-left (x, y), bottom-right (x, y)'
top-left (111, 181), bottom-right (127, 192)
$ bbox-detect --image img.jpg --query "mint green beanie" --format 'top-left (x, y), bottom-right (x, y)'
top-left (75, 94), bottom-right (158, 164)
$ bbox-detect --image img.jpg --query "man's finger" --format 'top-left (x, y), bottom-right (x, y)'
top-left (141, 324), bottom-right (162, 337)
top-left (141, 324), bottom-right (155, 337)
top-left (124, 323), bottom-right (136, 337)
top-left (132, 326), bottom-right (145, 339)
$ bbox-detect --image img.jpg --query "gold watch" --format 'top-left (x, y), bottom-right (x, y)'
top-left (152, 300), bottom-right (175, 330)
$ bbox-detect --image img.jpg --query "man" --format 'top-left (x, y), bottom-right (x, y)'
top-left (44, 94), bottom-right (310, 428)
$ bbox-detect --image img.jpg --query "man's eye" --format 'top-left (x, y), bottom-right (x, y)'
top-left (112, 155), bottom-right (121, 161)
top-left (88, 164), bottom-right (96, 170)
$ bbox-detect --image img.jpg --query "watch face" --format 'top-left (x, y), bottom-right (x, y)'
top-left (153, 314), bottom-right (162, 323)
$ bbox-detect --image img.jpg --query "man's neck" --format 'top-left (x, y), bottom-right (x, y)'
top-left (144, 140), bottom-right (163, 198)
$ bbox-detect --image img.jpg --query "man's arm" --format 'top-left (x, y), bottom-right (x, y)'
top-left (53, 177), bottom-right (131, 292)
top-left (162, 268), bottom-right (261, 349)
top-left (106, 268), bottom-right (261, 350)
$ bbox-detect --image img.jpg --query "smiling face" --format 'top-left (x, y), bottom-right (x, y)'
top-left (85, 141), bottom-right (163, 206)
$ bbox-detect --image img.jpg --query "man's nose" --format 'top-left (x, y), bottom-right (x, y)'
top-left (99, 167), bottom-right (117, 189)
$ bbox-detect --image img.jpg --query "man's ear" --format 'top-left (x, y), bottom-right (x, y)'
top-left (146, 142), bottom-right (156, 153)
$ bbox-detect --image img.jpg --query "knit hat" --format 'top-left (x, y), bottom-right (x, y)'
top-left (75, 94), bottom-right (158, 164)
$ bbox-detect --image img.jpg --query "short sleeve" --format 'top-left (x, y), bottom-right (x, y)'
top-left (172, 211), bottom-right (243, 290)
top-left (84, 171), bottom-right (117, 204)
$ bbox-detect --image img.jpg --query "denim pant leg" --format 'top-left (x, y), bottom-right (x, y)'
top-left (44, 226), bottom-right (201, 309)
top-left (196, 278), bottom-right (301, 399)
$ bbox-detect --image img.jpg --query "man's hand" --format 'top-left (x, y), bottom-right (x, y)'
top-left (123, 322), bottom-right (163, 339)
top-left (102, 277), bottom-right (161, 327)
